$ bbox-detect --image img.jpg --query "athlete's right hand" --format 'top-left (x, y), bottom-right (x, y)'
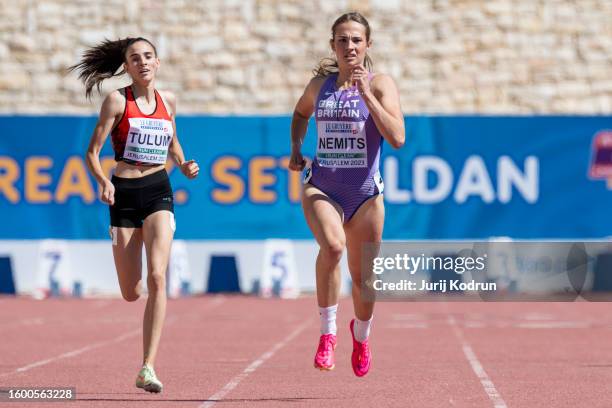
top-left (288, 152), bottom-right (306, 171)
top-left (100, 179), bottom-right (115, 205)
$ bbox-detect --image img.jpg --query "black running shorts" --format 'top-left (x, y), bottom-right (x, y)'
top-left (109, 169), bottom-right (174, 228)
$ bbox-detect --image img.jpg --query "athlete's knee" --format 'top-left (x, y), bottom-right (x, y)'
top-left (147, 270), bottom-right (166, 292)
top-left (121, 289), bottom-right (140, 302)
top-left (320, 239), bottom-right (345, 262)
top-left (352, 278), bottom-right (365, 289)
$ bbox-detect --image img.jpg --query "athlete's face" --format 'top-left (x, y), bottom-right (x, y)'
top-left (331, 21), bottom-right (371, 69)
top-left (124, 41), bottom-right (159, 83)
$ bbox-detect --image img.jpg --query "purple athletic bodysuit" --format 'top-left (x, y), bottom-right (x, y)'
top-left (304, 73), bottom-right (385, 222)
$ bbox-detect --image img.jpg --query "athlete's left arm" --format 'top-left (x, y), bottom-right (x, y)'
top-left (164, 91), bottom-right (199, 179)
top-left (360, 73), bottom-right (405, 149)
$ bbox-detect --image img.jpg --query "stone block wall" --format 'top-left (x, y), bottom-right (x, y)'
top-left (1, 0), bottom-right (610, 113)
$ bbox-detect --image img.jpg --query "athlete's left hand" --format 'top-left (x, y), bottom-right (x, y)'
top-left (181, 160), bottom-right (199, 179)
top-left (351, 65), bottom-right (371, 97)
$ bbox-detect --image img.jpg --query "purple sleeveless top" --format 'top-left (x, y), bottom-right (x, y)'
top-left (310, 73), bottom-right (384, 188)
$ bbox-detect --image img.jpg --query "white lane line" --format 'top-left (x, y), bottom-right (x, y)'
top-left (0, 327), bottom-right (142, 378)
top-left (447, 315), bottom-right (508, 408)
top-left (0, 317), bottom-right (46, 330)
top-left (391, 313), bottom-right (427, 320)
top-left (92, 300), bottom-right (112, 309)
top-left (386, 322), bottom-right (429, 329)
top-left (0, 297), bottom-right (226, 378)
top-left (207, 297), bottom-right (226, 308)
top-left (523, 313), bottom-right (555, 321)
top-left (516, 321), bottom-right (589, 329)
top-left (199, 319), bottom-right (312, 408)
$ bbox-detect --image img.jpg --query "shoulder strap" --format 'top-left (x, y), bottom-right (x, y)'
top-left (154, 89), bottom-right (171, 118)
top-left (125, 86), bottom-right (134, 100)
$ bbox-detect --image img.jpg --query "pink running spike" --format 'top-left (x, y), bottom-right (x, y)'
top-left (314, 333), bottom-right (337, 371)
top-left (350, 319), bottom-right (371, 377)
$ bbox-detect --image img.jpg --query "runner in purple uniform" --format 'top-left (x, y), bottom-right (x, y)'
top-left (289, 12), bottom-right (405, 377)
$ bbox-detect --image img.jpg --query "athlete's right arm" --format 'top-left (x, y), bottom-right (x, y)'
top-left (85, 91), bottom-right (124, 205)
top-left (289, 77), bottom-right (325, 172)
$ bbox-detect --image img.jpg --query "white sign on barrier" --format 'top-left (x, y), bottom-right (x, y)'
top-left (260, 239), bottom-right (300, 299)
top-left (168, 240), bottom-right (191, 298)
top-left (35, 240), bottom-right (73, 299)
top-left (485, 236), bottom-right (518, 291)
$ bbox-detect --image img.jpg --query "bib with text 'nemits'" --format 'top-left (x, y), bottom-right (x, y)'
top-left (316, 120), bottom-right (368, 168)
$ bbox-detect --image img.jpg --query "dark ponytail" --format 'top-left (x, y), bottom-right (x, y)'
top-left (313, 12), bottom-right (374, 78)
top-left (69, 37), bottom-right (157, 99)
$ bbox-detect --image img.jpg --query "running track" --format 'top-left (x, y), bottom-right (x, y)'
top-left (1, 296), bottom-right (612, 407)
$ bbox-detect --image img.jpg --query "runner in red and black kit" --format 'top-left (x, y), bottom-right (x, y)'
top-left (110, 86), bottom-right (176, 229)
top-left (71, 37), bottom-right (199, 393)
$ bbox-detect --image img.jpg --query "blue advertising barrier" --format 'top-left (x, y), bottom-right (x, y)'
top-left (0, 256), bottom-right (16, 294)
top-left (0, 115), bottom-right (610, 239)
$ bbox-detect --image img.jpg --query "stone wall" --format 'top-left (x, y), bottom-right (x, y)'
top-left (1, 0), bottom-right (611, 113)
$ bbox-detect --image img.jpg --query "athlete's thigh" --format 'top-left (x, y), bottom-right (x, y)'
top-left (302, 183), bottom-right (345, 249)
top-left (345, 194), bottom-right (385, 279)
top-left (142, 210), bottom-right (174, 274)
top-left (111, 226), bottom-right (144, 297)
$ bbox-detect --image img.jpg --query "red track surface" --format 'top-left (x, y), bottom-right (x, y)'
top-left (1, 296), bottom-right (612, 407)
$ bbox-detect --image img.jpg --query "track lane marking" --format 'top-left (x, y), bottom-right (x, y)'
top-left (0, 297), bottom-right (226, 378)
top-left (199, 319), bottom-right (312, 408)
top-left (0, 327), bottom-right (142, 378)
top-left (447, 315), bottom-right (508, 408)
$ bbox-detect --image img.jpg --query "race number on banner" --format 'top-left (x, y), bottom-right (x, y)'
top-left (260, 239), bottom-right (300, 299)
top-left (35, 240), bottom-right (73, 299)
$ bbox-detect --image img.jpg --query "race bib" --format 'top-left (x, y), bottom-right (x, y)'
top-left (316, 120), bottom-right (368, 168)
top-left (124, 118), bottom-right (173, 164)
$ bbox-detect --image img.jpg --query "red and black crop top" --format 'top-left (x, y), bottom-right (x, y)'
top-left (111, 86), bottom-right (174, 166)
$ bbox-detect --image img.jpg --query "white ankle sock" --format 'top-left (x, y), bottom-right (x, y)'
top-left (319, 305), bottom-right (338, 335)
top-left (353, 317), bottom-right (372, 342)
